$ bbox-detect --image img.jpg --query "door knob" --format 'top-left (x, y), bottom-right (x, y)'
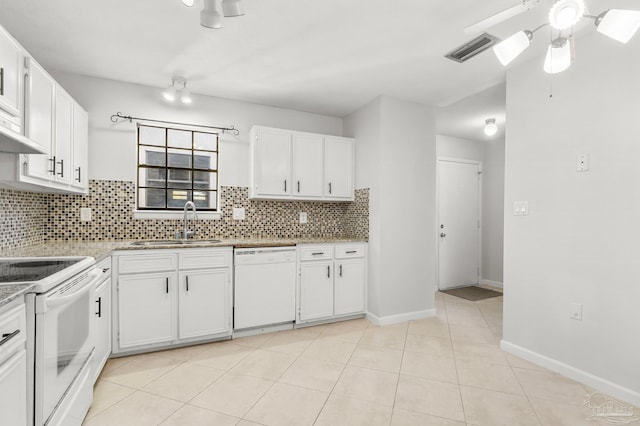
top-left (440, 233), bottom-right (446, 238)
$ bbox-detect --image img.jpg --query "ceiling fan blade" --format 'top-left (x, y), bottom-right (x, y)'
top-left (464, 0), bottom-right (541, 35)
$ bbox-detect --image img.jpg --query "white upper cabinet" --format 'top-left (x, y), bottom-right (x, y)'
top-left (251, 127), bottom-right (292, 197)
top-left (53, 87), bottom-right (73, 185)
top-left (250, 126), bottom-right (355, 201)
top-left (292, 133), bottom-right (324, 198)
top-left (72, 102), bottom-right (88, 190)
top-left (0, 26), bottom-right (22, 118)
top-left (324, 136), bottom-right (354, 199)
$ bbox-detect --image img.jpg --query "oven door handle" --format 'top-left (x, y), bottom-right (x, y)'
top-left (42, 269), bottom-right (101, 310)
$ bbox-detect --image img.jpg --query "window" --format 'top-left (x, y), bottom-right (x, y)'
top-left (137, 125), bottom-right (218, 211)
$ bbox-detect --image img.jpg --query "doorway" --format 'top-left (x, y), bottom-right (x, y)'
top-left (437, 158), bottom-right (482, 290)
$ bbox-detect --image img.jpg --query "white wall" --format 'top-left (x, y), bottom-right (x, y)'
top-left (436, 134), bottom-right (505, 285)
top-left (503, 31), bottom-right (640, 405)
top-left (345, 96), bottom-right (436, 321)
top-left (52, 72), bottom-right (343, 185)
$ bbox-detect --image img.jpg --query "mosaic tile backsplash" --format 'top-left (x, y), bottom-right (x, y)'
top-left (1, 180), bottom-right (368, 249)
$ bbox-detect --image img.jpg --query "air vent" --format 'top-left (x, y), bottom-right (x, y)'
top-left (445, 33), bottom-right (500, 63)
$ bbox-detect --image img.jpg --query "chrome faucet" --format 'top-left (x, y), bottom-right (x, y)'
top-left (179, 201), bottom-right (197, 240)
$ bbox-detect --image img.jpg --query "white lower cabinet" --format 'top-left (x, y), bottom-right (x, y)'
top-left (297, 243), bottom-right (367, 324)
top-left (0, 299), bottom-right (28, 426)
top-left (93, 258), bottom-right (112, 382)
top-left (113, 248), bottom-right (232, 354)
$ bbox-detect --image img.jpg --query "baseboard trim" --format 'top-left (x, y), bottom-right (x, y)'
top-left (366, 309), bottom-right (436, 326)
top-left (501, 340), bottom-right (640, 407)
top-left (480, 279), bottom-right (503, 289)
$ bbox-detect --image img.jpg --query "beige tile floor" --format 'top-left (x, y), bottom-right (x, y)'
top-left (84, 291), bottom-right (637, 425)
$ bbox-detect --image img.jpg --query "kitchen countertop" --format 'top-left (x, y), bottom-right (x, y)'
top-left (0, 237), bottom-right (366, 306)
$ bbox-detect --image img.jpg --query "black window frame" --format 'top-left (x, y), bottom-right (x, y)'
top-left (136, 124), bottom-right (219, 211)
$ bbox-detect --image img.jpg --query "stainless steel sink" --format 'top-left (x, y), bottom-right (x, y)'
top-left (130, 239), bottom-right (222, 246)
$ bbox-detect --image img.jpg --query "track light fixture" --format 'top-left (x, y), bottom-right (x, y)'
top-left (180, 0), bottom-right (245, 29)
top-left (490, 1), bottom-right (640, 74)
top-left (163, 77), bottom-right (192, 104)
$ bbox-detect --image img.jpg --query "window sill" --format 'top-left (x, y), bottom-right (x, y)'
top-left (133, 210), bottom-right (221, 220)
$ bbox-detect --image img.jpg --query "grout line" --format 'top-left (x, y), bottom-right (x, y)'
top-left (442, 291), bottom-right (469, 424)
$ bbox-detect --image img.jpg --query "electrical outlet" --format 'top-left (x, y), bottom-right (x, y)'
top-left (299, 212), bottom-right (308, 224)
top-left (570, 303), bottom-right (583, 321)
top-left (577, 154), bottom-right (590, 172)
top-left (80, 208), bottom-right (92, 222)
top-left (232, 207), bottom-right (245, 220)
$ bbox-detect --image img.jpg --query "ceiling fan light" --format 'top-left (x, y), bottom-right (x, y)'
top-left (180, 0), bottom-right (195, 6)
top-left (201, 0), bottom-right (222, 28)
top-left (549, 0), bottom-right (585, 30)
top-left (596, 9), bottom-right (640, 44)
top-left (162, 85), bottom-right (177, 102)
top-left (493, 31), bottom-right (533, 66)
top-left (222, 0), bottom-right (244, 17)
top-left (544, 38), bottom-right (572, 74)
top-left (180, 88), bottom-right (192, 104)
top-left (484, 119), bottom-right (498, 136)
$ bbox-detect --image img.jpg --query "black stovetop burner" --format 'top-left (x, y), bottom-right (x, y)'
top-left (0, 259), bottom-right (81, 283)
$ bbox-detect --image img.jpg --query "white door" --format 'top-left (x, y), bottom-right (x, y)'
top-left (93, 278), bottom-right (111, 382)
top-left (324, 137), bottom-right (354, 199)
top-left (72, 102), bottom-right (88, 189)
top-left (0, 27), bottom-right (22, 116)
top-left (438, 159), bottom-right (481, 290)
top-left (179, 269), bottom-right (230, 339)
top-left (54, 87), bottom-right (73, 185)
top-left (334, 259), bottom-right (365, 316)
top-left (25, 59), bottom-right (55, 181)
top-left (299, 261), bottom-right (334, 322)
top-left (118, 273), bottom-right (176, 349)
top-left (254, 128), bottom-right (292, 196)
top-left (292, 133), bottom-right (324, 197)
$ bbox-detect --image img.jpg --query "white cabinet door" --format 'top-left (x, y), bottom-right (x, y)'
top-left (292, 133), bottom-right (323, 197)
top-left (0, 27), bottom-right (22, 117)
top-left (53, 87), bottom-right (73, 185)
top-left (24, 59), bottom-right (55, 181)
top-left (334, 259), bottom-right (366, 316)
top-left (72, 102), bottom-right (88, 190)
top-left (0, 349), bottom-right (28, 426)
top-left (299, 261), bottom-right (334, 322)
top-left (178, 269), bottom-right (230, 340)
top-left (253, 128), bottom-right (291, 197)
top-left (93, 278), bottom-right (111, 382)
top-left (324, 137), bottom-right (354, 200)
top-left (118, 272), bottom-right (176, 349)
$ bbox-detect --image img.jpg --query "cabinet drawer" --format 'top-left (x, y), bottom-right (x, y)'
top-left (299, 245), bottom-right (334, 261)
top-left (335, 244), bottom-right (366, 259)
top-left (179, 249), bottom-right (231, 270)
top-left (0, 304), bottom-right (26, 351)
top-left (118, 253), bottom-right (178, 274)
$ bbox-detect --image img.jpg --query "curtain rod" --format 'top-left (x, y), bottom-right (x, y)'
top-left (109, 112), bottom-right (240, 136)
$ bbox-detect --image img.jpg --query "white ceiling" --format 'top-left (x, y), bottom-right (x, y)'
top-left (0, 0), bottom-right (631, 120)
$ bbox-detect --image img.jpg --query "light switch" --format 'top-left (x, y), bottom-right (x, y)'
top-left (513, 201), bottom-right (529, 216)
top-left (299, 212), bottom-right (308, 224)
top-left (570, 303), bottom-right (583, 321)
top-left (577, 154), bottom-right (589, 172)
top-left (233, 207), bottom-right (245, 220)
top-left (80, 208), bottom-right (92, 222)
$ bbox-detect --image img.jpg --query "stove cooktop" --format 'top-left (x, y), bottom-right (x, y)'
top-left (0, 259), bottom-right (83, 283)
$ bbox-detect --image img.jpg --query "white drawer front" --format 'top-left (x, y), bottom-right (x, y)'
top-left (179, 249), bottom-right (232, 270)
top-left (0, 304), bottom-right (26, 350)
top-left (118, 253), bottom-right (178, 274)
top-left (334, 244), bottom-right (366, 259)
top-left (299, 245), bottom-right (334, 261)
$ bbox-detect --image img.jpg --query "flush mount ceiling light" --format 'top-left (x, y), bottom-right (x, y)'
top-left (163, 77), bottom-right (192, 104)
top-left (180, 0), bottom-right (245, 28)
top-left (484, 118), bottom-right (498, 137)
top-left (465, 1), bottom-right (640, 74)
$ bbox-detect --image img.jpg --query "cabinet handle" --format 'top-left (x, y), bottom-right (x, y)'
top-left (102, 267), bottom-right (110, 273)
top-left (48, 156), bottom-right (56, 175)
top-left (56, 158), bottom-right (64, 177)
top-left (96, 297), bottom-right (102, 318)
top-left (339, 264), bottom-right (343, 277)
top-left (76, 167), bottom-right (81, 183)
top-left (297, 180), bottom-right (300, 193)
top-left (0, 330), bottom-right (20, 348)
top-left (0, 67), bottom-right (4, 96)
top-left (346, 250), bottom-right (357, 254)
top-left (329, 182), bottom-right (332, 194)
top-left (327, 265), bottom-right (331, 278)
top-left (166, 277), bottom-right (169, 294)
top-left (186, 275), bottom-right (189, 292)
top-left (284, 180), bottom-right (287, 192)
top-left (312, 252), bottom-right (324, 256)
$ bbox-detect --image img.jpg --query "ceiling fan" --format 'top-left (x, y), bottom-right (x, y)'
top-left (464, 0), bottom-right (640, 74)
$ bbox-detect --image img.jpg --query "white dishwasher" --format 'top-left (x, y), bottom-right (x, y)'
top-left (233, 247), bottom-right (297, 330)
